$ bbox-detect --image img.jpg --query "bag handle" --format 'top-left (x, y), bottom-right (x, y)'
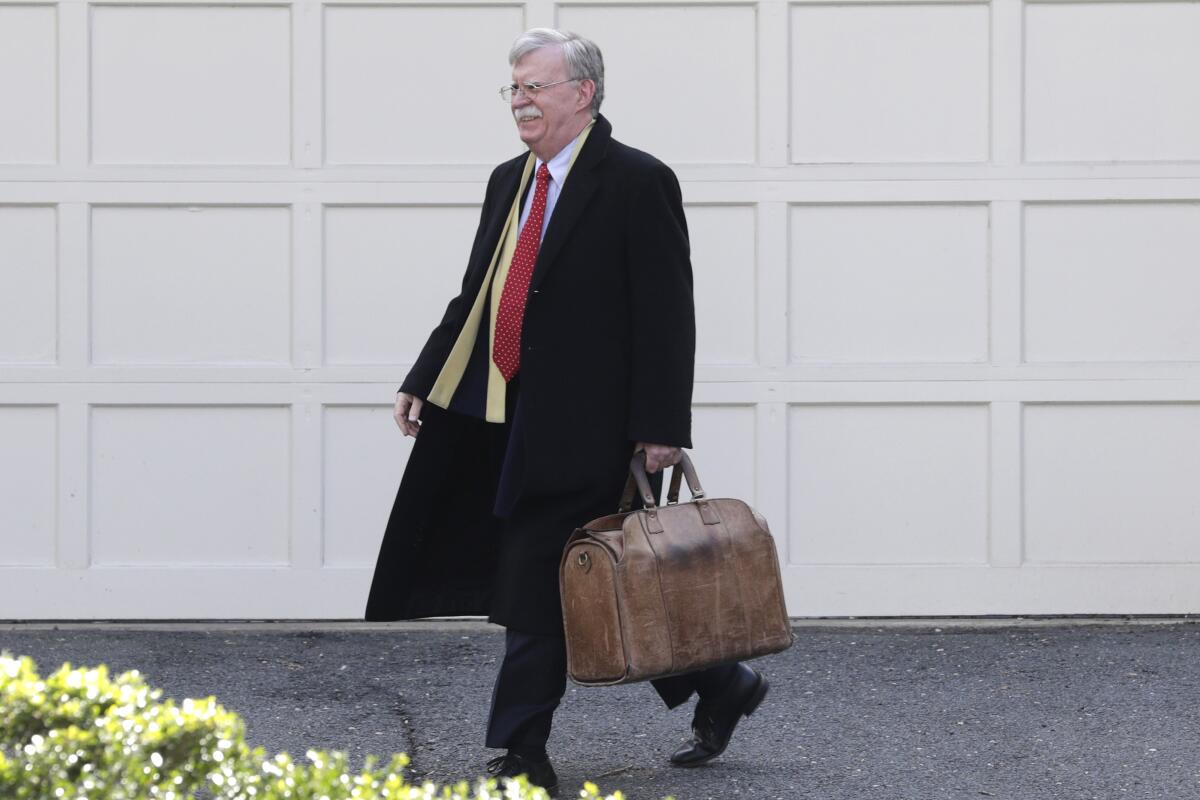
top-left (618, 450), bottom-right (706, 513)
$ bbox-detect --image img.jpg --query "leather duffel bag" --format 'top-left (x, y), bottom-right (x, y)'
top-left (559, 450), bottom-right (793, 686)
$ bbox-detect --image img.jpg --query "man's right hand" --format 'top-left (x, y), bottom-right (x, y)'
top-left (394, 392), bottom-right (424, 437)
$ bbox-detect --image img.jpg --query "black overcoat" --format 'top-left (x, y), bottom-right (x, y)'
top-left (364, 114), bottom-right (694, 635)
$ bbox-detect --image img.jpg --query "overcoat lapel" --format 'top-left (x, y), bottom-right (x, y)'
top-left (529, 114), bottom-right (612, 293)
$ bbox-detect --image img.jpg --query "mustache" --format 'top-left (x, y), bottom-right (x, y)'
top-left (513, 106), bottom-right (543, 122)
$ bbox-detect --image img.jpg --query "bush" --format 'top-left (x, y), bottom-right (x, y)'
top-left (0, 651), bottom-right (637, 800)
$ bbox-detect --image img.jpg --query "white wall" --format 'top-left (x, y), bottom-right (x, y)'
top-left (2, 0), bottom-right (1200, 618)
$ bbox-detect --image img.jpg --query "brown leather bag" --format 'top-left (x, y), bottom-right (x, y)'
top-left (559, 450), bottom-right (794, 685)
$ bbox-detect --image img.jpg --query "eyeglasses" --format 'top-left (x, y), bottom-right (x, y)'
top-left (499, 78), bottom-right (580, 102)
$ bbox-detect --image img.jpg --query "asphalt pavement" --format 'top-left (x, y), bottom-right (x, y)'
top-left (2, 619), bottom-right (1199, 800)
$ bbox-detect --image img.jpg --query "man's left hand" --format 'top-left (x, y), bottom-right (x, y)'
top-left (635, 442), bottom-right (682, 473)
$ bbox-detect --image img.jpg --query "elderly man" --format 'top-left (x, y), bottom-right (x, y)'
top-left (364, 28), bottom-right (768, 794)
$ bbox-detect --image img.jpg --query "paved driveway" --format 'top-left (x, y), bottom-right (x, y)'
top-left (2, 619), bottom-right (1198, 800)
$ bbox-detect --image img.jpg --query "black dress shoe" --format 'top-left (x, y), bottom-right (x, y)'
top-left (486, 751), bottom-right (560, 796)
top-left (670, 664), bottom-right (769, 767)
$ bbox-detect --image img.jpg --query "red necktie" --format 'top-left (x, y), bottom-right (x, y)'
top-left (493, 163), bottom-right (551, 381)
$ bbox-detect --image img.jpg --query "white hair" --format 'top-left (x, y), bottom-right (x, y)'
top-left (508, 28), bottom-right (604, 117)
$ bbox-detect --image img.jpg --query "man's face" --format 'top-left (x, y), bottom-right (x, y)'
top-left (510, 46), bottom-right (586, 155)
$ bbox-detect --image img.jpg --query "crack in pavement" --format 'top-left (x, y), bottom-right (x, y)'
top-left (392, 688), bottom-right (424, 779)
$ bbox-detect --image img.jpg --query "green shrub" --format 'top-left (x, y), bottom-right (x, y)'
top-left (0, 651), bottom-right (638, 800)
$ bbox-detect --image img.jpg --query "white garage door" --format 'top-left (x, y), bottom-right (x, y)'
top-left (2, 0), bottom-right (1199, 618)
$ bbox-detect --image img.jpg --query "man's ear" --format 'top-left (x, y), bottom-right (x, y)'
top-left (576, 79), bottom-right (596, 112)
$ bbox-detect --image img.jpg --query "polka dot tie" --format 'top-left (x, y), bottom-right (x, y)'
top-left (493, 163), bottom-right (551, 382)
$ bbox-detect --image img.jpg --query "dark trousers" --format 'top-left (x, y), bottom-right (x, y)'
top-left (482, 365), bottom-right (739, 752)
top-left (485, 627), bottom-right (741, 752)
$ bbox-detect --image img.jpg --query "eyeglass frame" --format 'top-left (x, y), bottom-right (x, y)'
top-left (499, 77), bottom-right (582, 102)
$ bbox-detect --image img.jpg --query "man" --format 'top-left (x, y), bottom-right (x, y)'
top-left (364, 28), bottom-right (767, 795)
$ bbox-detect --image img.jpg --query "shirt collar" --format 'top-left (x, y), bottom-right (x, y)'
top-left (535, 122), bottom-right (590, 186)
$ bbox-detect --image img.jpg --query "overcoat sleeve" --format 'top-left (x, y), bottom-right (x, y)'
top-left (397, 165), bottom-right (504, 399)
top-left (624, 161), bottom-right (696, 449)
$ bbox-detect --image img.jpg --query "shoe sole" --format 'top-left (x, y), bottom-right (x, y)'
top-left (670, 673), bottom-right (770, 768)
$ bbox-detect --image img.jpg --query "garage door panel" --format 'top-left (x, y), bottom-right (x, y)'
top-left (789, 203), bottom-right (990, 363)
top-left (1025, 0), bottom-right (1200, 163)
top-left (1024, 202), bottom-right (1200, 363)
top-left (0, 205), bottom-right (57, 364)
top-left (0, 405), bottom-right (56, 567)
top-left (790, 2), bottom-right (990, 164)
top-left (686, 204), bottom-right (757, 366)
top-left (90, 205), bottom-right (293, 366)
top-left (324, 205), bottom-right (483, 366)
top-left (0, 4), bottom-right (56, 165)
top-left (89, 405), bottom-right (291, 566)
top-left (1024, 403), bottom-right (1200, 564)
top-left (788, 403), bottom-right (990, 566)
top-left (322, 404), bottom-right (414, 567)
top-left (324, 4), bottom-right (526, 166)
top-left (556, 3), bottom-right (757, 164)
top-left (688, 404), bottom-right (757, 506)
top-left (91, 5), bottom-right (291, 165)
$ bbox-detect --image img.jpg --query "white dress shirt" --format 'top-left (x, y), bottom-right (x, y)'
top-left (518, 132), bottom-right (582, 240)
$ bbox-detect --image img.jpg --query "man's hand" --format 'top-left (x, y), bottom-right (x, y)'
top-left (635, 441), bottom-right (682, 473)
top-left (394, 392), bottom-right (424, 437)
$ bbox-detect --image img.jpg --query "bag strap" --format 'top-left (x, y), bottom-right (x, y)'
top-left (618, 450), bottom-right (706, 513)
